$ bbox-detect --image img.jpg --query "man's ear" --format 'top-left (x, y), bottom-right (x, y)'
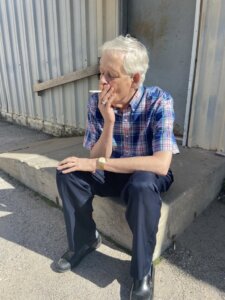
top-left (131, 73), bottom-right (141, 89)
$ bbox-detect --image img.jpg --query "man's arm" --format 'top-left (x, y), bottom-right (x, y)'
top-left (87, 85), bottom-right (116, 158)
top-left (101, 151), bottom-right (172, 176)
top-left (89, 121), bottom-right (114, 158)
top-left (57, 151), bottom-right (172, 176)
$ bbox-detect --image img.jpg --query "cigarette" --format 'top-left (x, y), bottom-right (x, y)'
top-left (89, 90), bottom-right (101, 93)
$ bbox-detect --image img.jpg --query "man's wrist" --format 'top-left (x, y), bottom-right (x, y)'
top-left (96, 157), bottom-right (107, 170)
top-left (104, 120), bottom-right (115, 128)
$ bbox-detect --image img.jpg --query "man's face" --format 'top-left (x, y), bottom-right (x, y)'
top-left (99, 51), bottom-right (137, 108)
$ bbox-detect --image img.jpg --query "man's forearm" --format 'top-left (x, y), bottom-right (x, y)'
top-left (101, 152), bottom-right (172, 176)
top-left (90, 122), bottom-right (114, 158)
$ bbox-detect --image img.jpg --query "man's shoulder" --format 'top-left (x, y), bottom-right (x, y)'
top-left (144, 86), bottom-right (173, 101)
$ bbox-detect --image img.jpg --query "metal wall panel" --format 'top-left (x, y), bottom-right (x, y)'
top-left (127, 0), bottom-right (196, 136)
top-left (188, 0), bottom-right (225, 153)
top-left (0, 0), bottom-right (119, 134)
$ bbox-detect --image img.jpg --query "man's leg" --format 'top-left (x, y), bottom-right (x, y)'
top-left (56, 170), bottom-right (97, 251)
top-left (56, 169), bottom-right (131, 271)
top-left (121, 170), bottom-right (173, 299)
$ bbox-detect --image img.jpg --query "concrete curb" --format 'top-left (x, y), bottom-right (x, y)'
top-left (1, 138), bottom-right (225, 260)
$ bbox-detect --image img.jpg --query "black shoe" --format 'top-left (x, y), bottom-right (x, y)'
top-left (55, 231), bottom-right (102, 273)
top-left (130, 264), bottom-right (155, 300)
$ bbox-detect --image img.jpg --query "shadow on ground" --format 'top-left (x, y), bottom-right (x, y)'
top-left (0, 171), bottom-right (131, 299)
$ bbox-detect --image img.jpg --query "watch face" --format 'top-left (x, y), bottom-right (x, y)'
top-left (98, 157), bottom-right (106, 170)
top-left (99, 157), bottom-right (106, 163)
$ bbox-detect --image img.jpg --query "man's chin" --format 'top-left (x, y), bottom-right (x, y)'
top-left (111, 100), bottom-right (123, 108)
top-left (112, 103), bottom-right (123, 108)
top-left (112, 100), bottom-right (130, 110)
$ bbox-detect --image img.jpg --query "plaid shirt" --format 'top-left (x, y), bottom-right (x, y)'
top-left (83, 86), bottom-right (179, 157)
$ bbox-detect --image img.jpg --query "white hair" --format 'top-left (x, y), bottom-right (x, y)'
top-left (100, 35), bottom-right (149, 85)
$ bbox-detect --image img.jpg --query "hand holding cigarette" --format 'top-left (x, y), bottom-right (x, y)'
top-left (89, 89), bottom-right (106, 104)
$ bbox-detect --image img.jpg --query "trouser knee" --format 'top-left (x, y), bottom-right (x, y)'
top-left (56, 170), bottom-right (93, 208)
top-left (56, 169), bottom-right (67, 187)
top-left (123, 172), bottom-right (161, 214)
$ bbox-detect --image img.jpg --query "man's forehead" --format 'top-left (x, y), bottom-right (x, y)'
top-left (100, 51), bottom-right (125, 69)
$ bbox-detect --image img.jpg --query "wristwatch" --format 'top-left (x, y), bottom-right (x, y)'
top-left (97, 157), bottom-right (107, 170)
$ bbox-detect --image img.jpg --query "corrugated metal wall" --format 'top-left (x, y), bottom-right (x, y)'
top-left (188, 0), bottom-right (225, 153)
top-left (0, 0), bottom-right (119, 135)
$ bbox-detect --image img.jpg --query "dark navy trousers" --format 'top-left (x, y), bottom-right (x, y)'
top-left (56, 169), bottom-right (174, 280)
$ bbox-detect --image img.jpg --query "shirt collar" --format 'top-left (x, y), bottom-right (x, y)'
top-left (113, 86), bottom-right (145, 114)
top-left (129, 85), bottom-right (145, 112)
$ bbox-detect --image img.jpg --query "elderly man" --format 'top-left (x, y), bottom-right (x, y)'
top-left (56, 35), bottom-right (179, 300)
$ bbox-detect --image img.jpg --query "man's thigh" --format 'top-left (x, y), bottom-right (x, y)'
top-left (120, 170), bottom-right (174, 196)
top-left (74, 169), bottom-right (173, 198)
top-left (85, 170), bottom-right (132, 198)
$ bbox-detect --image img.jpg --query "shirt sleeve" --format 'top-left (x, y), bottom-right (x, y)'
top-left (83, 95), bottom-right (102, 150)
top-left (152, 91), bottom-right (178, 153)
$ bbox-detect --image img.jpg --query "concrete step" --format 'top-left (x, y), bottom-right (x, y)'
top-left (0, 134), bottom-right (225, 260)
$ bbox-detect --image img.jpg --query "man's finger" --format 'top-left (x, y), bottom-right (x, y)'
top-left (62, 166), bottom-right (77, 174)
top-left (58, 157), bottom-right (77, 166)
top-left (57, 162), bottom-right (77, 170)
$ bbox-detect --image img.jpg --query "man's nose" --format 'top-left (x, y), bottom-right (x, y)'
top-left (99, 73), bottom-right (108, 84)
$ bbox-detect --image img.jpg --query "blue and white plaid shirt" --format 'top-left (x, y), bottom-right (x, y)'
top-left (83, 86), bottom-right (179, 157)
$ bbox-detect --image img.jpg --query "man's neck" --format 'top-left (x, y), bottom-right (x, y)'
top-left (113, 89), bottom-right (138, 110)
